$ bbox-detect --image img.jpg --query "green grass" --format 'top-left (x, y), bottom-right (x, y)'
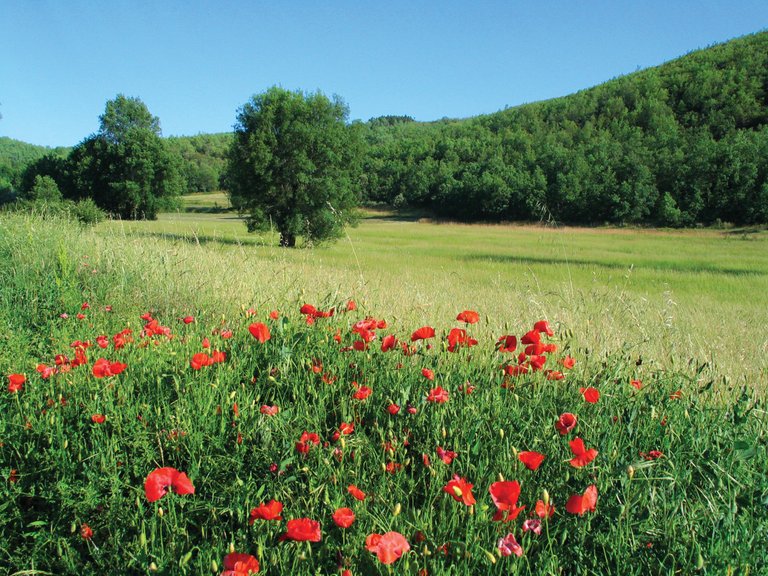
top-left (0, 211), bottom-right (766, 575)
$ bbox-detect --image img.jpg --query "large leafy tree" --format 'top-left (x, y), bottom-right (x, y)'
top-left (227, 87), bottom-right (363, 246)
top-left (68, 95), bottom-right (183, 219)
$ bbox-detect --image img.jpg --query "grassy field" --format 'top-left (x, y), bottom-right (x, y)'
top-left (108, 197), bottom-right (768, 390)
top-left (0, 204), bottom-right (766, 575)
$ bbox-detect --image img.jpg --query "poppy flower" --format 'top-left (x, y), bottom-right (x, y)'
top-left (520, 330), bottom-right (541, 345)
top-left (248, 323), bottom-right (271, 343)
top-left (535, 499), bottom-right (555, 519)
top-left (447, 328), bottom-right (478, 352)
top-left (443, 474), bottom-right (476, 506)
top-left (565, 484), bottom-right (598, 515)
top-left (545, 370), bottom-right (564, 380)
top-left (386, 403), bottom-right (400, 415)
top-left (80, 523), bottom-right (93, 540)
top-left (92, 358), bottom-right (127, 378)
top-left (182, 315), bottom-right (195, 324)
top-left (518, 451), bottom-right (545, 471)
top-left (456, 310), bottom-right (480, 324)
top-left (522, 518), bottom-right (542, 535)
top-left (496, 335), bottom-right (517, 353)
top-left (352, 385), bottom-right (372, 400)
top-left (365, 531), bottom-right (410, 565)
top-left (562, 355), bottom-right (576, 369)
top-left (381, 334), bottom-right (397, 352)
top-left (221, 552), bottom-right (260, 575)
top-left (497, 532), bottom-right (523, 557)
top-left (8, 374), bottom-right (25, 393)
top-left (347, 484), bottom-right (366, 501)
top-left (91, 414), bottom-right (106, 424)
top-left (249, 499), bottom-right (283, 523)
top-left (269, 310), bottom-right (279, 320)
top-left (427, 386), bottom-right (449, 404)
top-left (211, 350), bottom-right (226, 363)
top-left (260, 404), bottom-right (279, 416)
top-left (332, 507), bottom-right (355, 528)
top-left (436, 446), bottom-right (457, 465)
top-left (410, 326), bottom-right (435, 341)
top-left (421, 368), bottom-right (435, 381)
top-left (555, 413), bottom-right (577, 435)
top-left (96, 335), bottom-right (109, 349)
top-left (190, 353), bottom-right (213, 370)
top-left (280, 518), bottom-right (322, 542)
top-left (489, 480), bottom-right (525, 521)
top-left (630, 379), bottom-right (643, 390)
top-left (144, 467), bottom-right (195, 502)
top-left (568, 438), bottom-right (598, 468)
top-left (579, 387), bottom-right (600, 403)
top-left (533, 320), bottom-right (555, 336)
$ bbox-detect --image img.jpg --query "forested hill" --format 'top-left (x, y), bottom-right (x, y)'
top-left (363, 30), bottom-right (768, 226)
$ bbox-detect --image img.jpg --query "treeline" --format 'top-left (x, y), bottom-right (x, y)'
top-left (362, 31), bottom-right (768, 225)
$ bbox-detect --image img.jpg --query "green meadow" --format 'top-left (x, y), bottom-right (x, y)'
top-left (1, 200), bottom-right (766, 575)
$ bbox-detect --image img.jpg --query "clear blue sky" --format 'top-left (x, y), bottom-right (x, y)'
top-left (2, 1), bottom-right (767, 148)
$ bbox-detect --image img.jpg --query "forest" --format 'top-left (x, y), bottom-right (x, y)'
top-left (2, 30), bottom-right (767, 226)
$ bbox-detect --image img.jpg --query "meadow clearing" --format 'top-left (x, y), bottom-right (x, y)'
top-left (0, 198), bottom-right (766, 574)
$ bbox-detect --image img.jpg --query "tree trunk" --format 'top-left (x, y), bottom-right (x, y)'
top-left (279, 231), bottom-right (296, 247)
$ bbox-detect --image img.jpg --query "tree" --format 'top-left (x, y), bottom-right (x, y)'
top-left (67, 95), bottom-right (183, 219)
top-left (227, 87), bottom-right (363, 246)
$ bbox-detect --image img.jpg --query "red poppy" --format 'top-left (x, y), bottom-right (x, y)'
top-left (80, 523), bottom-right (93, 540)
top-left (347, 484), bottom-right (366, 501)
top-left (456, 310), bottom-right (480, 324)
top-left (447, 328), bottom-right (478, 352)
top-left (221, 552), bottom-right (260, 575)
top-left (381, 334), bottom-right (397, 352)
top-left (534, 499), bottom-right (555, 519)
top-left (436, 446), bottom-right (457, 464)
top-left (182, 315), bottom-right (195, 324)
top-left (36, 364), bottom-right (56, 379)
top-left (421, 368), bottom-right (435, 381)
top-left (443, 475), bottom-right (476, 506)
top-left (497, 532), bottom-right (523, 557)
top-left (545, 370), bottom-right (564, 380)
top-left (365, 531), bottom-right (410, 565)
top-left (260, 404), bottom-right (279, 416)
top-left (565, 484), bottom-right (598, 515)
top-left (518, 451), bottom-right (545, 471)
top-left (522, 518), bottom-right (542, 534)
top-left (533, 319), bottom-right (555, 336)
top-left (144, 467), bottom-right (195, 502)
top-left (630, 379), bottom-right (643, 390)
top-left (269, 310), bottom-right (279, 320)
top-left (8, 374), bottom-right (25, 393)
top-left (91, 414), bottom-right (106, 424)
top-left (410, 326), bottom-right (435, 341)
top-left (92, 358), bottom-right (127, 378)
top-left (568, 438), bottom-right (598, 468)
top-left (190, 353), bottom-right (213, 370)
top-left (386, 403), bottom-right (400, 415)
top-left (220, 329), bottom-right (233, 339)
top-left (427, 386), bottom-right (449, 404)
top-left (249, 499), bottom-right (283, 523)
top-left (555, 412), bottom-right (577, 435)
top-left (562, 355), bottom-right (576, 369)
top-left (520, 329), bottom-right (541, 345)
top-left (496, 335), bottom-right (517, 353)
top-left (248, 323), bottom-right (271, 343)
top-left (211, 350), bottom-right (226, 363)
top-left (489, 480), bottom-right (525, 521)
top-left (96, 335), bottom-right (109, 349)
top-left (352, 385), bottom-right (372, 400)
top-left (332, 507), bottom-right (355, 528)
top-left (579, 387), bottom-right (600, 403)
top-left (281, 518), bottom-right (322, 542)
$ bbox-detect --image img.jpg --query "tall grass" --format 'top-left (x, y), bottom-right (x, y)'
top-left (0, 212), bottom-right (765, 575)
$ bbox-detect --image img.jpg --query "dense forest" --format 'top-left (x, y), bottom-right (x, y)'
top-left (2, 30), bottom-right (767, 226)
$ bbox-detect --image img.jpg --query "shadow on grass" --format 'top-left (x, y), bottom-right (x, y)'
top-left (124, 230), bottom-right (271, 248)
top-left (463, 253), bottom-right (766, 277)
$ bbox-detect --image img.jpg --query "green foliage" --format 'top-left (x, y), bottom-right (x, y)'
top-left (27, 174), bottom-right (63, 202)
top-left (227, 87), bottom-right (363, 246)
top-left (362, 31), bottom-right (768, 226)
top-left (166, 133), bottom-right (232, 193)
top-left (67, 95), bottom-right (184, 219)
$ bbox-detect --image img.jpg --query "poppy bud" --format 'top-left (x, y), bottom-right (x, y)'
top-left (70, 522), bottom-right (77, 533)
top-left (63, 439), bottom-right (68, 450)
top-left (442, 427), bottom-right (447, 438)
top-left (149, 562), bottom-right (158, 572)
top-left (404, 458), bottom-right (411, 466)
top-left (498, 473), bottom-right (505, 482)
top-left (381, 463), bottom-right (388, 472)
top-left (157, 507), bottom-right (164, 517)
top-left (229, 391), bottom-right (237, 400)
top-left (499, 428), bottom-right (505, 439)
top-left (696, 551), bottom-right (704, 570)
top-left (452, 486), bottom-right (464, 499)
top-left (627, 465), bottom-right (635, 479)
top-left (211, 560), bottom-right (218, 573)
top-left (393, 503), bottom-right (401, 516)
top-left (229, 542), bottom-right (235, 554)
top-left (483, 549), bottom-right (497, 564)
top-left (139, 528), bottom-right (147, 547)
top-left (543, 489), bottom-right (550, 507)
top-left (181, 551), bottom-right (193, 566)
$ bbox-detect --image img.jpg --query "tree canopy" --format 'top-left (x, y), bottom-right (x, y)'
top-left (227, 87), bottom-right (363, 246)
top-left (67, 95), bottom-right (183, 219)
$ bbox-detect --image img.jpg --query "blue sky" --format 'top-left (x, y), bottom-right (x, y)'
top-left (2, 1), bottom-right (767, 147)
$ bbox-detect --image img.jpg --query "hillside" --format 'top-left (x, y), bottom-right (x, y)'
top-left (363, 30), bottom-right (768, 226)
